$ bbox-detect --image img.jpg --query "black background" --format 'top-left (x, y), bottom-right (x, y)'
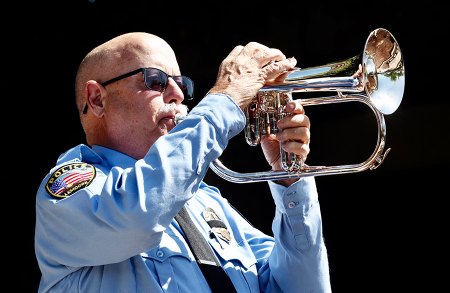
top-left (11, 0), bottom-right (448, 292)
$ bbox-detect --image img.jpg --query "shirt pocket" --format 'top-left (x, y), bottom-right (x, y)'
top-left (140, 231), bottom-right (211, 292)
top-left (209, 239), bottom-right (259, 291)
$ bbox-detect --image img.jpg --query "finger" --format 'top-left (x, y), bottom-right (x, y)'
top-left (283, 100), bottom-right (305, 114)
top-left (277, 113), bottom-right (310, 130)
top-left (263, 57), bottom-right (297, 80)
top-left (222, 45), bottom-right (245, 63)
top-left (276, 126), bottom-right (310, 144)
top-left (281, 140), bottom-right (310, 158)
top-left (242, 42), bottom-right (287, 67)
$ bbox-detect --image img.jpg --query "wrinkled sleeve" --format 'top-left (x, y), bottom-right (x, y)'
top-left (35, 94), bottom-right (245, 268)
top-left (256, 177), bottom-right (332, 293)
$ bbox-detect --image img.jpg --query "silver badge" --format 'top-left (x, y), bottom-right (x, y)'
top-left (202, 207), bottom-right (231, 242)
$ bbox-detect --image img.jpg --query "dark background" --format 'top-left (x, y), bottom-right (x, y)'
top-left (12, 0), bottom-right (447, 292)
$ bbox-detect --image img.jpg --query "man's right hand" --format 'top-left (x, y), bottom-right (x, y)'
top-left (208, 42), bottom-right (297, 109)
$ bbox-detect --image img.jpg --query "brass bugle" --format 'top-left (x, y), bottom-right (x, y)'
top-left (179, 28), bottom-right (405, 183)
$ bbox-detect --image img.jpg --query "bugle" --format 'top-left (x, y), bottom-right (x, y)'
top-left (179, 28), bottom-right (405, 183)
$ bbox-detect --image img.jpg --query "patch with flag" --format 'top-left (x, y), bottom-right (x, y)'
top-left (45, 163), bottom-right (96, 199)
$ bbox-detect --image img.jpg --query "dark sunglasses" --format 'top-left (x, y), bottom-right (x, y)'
top-left (83, 67), bottom-right (194, 114)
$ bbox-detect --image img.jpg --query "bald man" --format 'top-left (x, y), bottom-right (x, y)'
top-left (35, 32), bottom-right (331, 293)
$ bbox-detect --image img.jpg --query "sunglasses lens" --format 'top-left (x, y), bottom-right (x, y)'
top-left (173, 76), bottom-right (194, 100)
top-left (144, 68), bottom-right (194, 100)
top-left (145, 69), bottom-right (167, 92)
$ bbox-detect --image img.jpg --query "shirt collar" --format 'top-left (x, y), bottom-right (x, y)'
top-left (91, 145), bottom-right (137, 169)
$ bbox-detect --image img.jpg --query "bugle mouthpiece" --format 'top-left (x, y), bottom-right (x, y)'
top-left (174, 113), bottom-right (186, 125)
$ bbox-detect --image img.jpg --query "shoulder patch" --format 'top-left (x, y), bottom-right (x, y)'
top-left (45, 163), bottom-right (96, 199)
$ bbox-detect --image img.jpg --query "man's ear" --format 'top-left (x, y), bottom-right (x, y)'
top-left (84, 80), bottom-right (106, 117)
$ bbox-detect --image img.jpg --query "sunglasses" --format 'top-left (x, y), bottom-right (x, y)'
top-left (83, 67), bottom-right (194, 114)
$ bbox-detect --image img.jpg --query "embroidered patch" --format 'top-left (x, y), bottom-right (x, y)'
top-left (45, 163), bottom-right (96, 199)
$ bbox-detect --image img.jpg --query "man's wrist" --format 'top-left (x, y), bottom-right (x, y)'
top-left (273, 178), bottom-right (299, 187)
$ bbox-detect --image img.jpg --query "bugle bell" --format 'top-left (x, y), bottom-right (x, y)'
top-left (209, 27), bottom-right (405, 183)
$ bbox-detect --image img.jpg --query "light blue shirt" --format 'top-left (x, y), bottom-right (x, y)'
top-left (35, 94), bottom-right (331, 292)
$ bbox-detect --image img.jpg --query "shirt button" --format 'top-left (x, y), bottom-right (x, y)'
top-left (156, 250), bottom-right (164, 258)
top-left (288, 201), bottom-right (296, 208)
top-left (287, 191), bottom-right (297, 196)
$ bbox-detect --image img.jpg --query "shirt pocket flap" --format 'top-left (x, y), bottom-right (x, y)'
top-left (210, 240), bottom-right (256, 270)
top-left (141, 231), bottom-right (192, 263)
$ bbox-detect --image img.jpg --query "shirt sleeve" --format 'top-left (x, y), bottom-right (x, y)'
top-left (257, 177), bottom-right (332, 293)
top-left (35, 94), bottom-right (246, 268)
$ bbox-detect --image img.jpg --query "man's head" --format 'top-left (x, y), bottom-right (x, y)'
top-left (75, 32), bottom-right (191, 159)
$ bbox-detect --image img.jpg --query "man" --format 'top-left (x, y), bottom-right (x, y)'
top-left (35, 32), bottom-right (331, 292)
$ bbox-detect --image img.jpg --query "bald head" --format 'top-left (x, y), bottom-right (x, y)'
top-left (75, 32), bottom-right (177, 114)
top-left (74, 32), bottom-right (184, 153)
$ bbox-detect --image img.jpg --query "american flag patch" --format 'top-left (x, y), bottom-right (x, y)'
top-left (45, 163), bottom-right (96, 199)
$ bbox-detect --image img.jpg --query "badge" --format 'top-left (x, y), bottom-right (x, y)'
top-left (45, 162), bottom-right (96, 199)
top-left (202, 207), bottom-right (231, 242)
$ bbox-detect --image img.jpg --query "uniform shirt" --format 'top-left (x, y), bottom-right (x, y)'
top-left (35, 93), bottom-right (331, 293)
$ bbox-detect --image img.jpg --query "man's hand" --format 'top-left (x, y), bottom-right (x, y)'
top-left (208, 42), bottom-right (297, 109)
top-left (260, 100), bottom-right (310, 187)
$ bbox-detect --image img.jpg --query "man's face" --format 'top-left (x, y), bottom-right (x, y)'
top-left (102, 70), bottom-right (188, 151)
